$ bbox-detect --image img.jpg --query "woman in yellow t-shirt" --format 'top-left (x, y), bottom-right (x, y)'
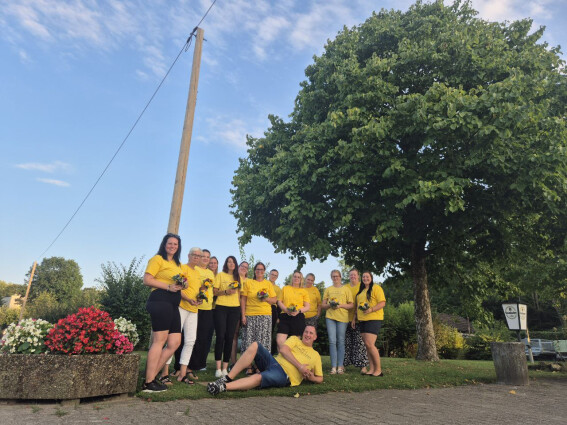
top-left (142, 233), bottom-right (185, 393)
top-left (240, 262), bottom-right (277, 373)
top-left (354, 271), bottom-right (386, 377)
top-left (276, 270), bottom-right (310, 352)
top-left (212, 256), bottom-right (241, 378)
top-left (304, 273), bottom-right (322, 328)
top-left (322, 270), bottom-right (354, 374)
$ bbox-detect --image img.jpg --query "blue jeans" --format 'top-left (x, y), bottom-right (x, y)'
top-left (326, 318), bottom-right (348, 368)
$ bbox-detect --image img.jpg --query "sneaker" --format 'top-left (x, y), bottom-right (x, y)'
top-left (215, 375), bottom-right (229, 385)
top-left (221, 369), bottom-right (228, 377)
top-left (142, 379), bottom-right (168, 393)
top-left (215, 369), bottom-right (223, 378)
top-left (207, 381), bottom-right (226, 396)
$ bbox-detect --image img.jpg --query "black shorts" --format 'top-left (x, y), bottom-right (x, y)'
top-left (277, 312), bottom-right (305, 337)
top-left (146, 289), bottom-right (181, 333)
top-left (359, 320), bottom-right (382, 336)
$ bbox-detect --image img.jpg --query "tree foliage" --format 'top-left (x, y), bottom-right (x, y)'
top-left (232, 1), bottom-right (567, 360)
top-left (28, 257), bottom-right (84, 302)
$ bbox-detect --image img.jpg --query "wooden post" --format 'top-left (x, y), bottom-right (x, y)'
top-left (167, 28), bottom-right (204, 235)
top-left (19, 261), bottom-right (37, 322)
top-left (491, 342), bottom-right (529, 385)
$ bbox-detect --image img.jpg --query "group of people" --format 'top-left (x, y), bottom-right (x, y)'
top-left (141, 233), bottom-right (386, 394)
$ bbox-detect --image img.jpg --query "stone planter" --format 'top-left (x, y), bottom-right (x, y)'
top-left (0, 353), bottom-right (140, 400)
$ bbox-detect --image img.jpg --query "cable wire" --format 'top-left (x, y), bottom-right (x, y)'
top-left (37, 1), bottom-right (218, 259)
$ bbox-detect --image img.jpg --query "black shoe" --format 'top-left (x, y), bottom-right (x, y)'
top-left (142, 379), bottom-right (168, 392)
top-left (207, 381), bottom-right (226, 396)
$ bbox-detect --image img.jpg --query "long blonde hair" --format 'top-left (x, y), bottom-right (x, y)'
top-left (292, 270), bottom-right (304, 288)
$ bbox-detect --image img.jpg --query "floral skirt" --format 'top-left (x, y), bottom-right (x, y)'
top-left (241, 315), bottom-right (272, 353)
top-left (344, 322), bottom-right (369, 368)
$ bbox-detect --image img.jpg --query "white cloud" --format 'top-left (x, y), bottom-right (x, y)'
top-left (18, 49), bottom-right (30, 63)
top-left (16, 160), bottom-right (71, 173)
top-left (206, 116), bottom-right (263, 149)
top-left (36, 178), bottom-right (70, 187)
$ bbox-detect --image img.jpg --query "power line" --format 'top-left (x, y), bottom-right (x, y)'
top-left (37, 1), bottom-right (218, 259)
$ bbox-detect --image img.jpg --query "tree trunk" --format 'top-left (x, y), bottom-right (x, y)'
top-left (411, 240), bottom-right (439, 361)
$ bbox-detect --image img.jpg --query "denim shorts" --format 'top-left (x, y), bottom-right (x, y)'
top-left (359, 320), bottom-right (382, 336)
top-left (254, 343), bottom-right (290, 389)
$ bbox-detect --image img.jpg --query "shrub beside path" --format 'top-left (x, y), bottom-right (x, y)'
top-left (1, 377), bottom-right (566, 424)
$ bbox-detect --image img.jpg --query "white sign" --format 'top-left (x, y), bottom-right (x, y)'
top-left (502, 303), bottom-right (527, 330)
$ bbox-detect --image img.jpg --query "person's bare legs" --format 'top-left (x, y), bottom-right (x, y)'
top-left (146, 331), bottom-right (180, 383)
top-left (225, 374), bottom-right (262, 390)
top-left (361, 332), bottom-right (381, 375)
top-left (276, 333), bottom-right (288, 353)
top-left (226, 341), bottom-right (259, 380)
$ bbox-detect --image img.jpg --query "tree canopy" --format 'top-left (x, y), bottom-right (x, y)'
top-left (231, 0), bottom-right (567, 360)
top-left (28, 256), bottom-right (84, 302)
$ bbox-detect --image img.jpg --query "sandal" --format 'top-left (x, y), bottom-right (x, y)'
top-left (330, 367), bottom-right (337, 375)
top-left (187, 371), bottom-right (199, 381)
top-left (337, 367), bottom-right (344, 374)
top-left (180, 376), bottom-right (194, 385)
top-left (159, 376), bottom-right (173, 385)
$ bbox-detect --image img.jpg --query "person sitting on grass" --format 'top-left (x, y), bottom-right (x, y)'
top-left (207, 325), bottom-right (323, 395)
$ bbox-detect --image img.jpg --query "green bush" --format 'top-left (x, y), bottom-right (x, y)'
top-left (380, 302), bottom-right (417, 357)
top-left (0, 306), bottom-right (20, 330)
top-left (434, 318), bottom-right (465, 359)
top-left (97, 258), bottom-right (151, 349)
top-left (464, 321), bottom-right (514, 360)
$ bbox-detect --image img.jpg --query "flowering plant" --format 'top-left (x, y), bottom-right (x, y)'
top-left (257, 289), bottom-right (269, 299)
top-left (329, 297), bottom-right (339, 308)
top-left (114, 317), bottom-right (140, 347)
top-left (0, 318), bottom-right (53, 354)
top-left (202, 278), bottom-right (214, 290)
top-left (172, 273), bottom-right (188, 289)
top-left (197, 289), bottom-right (209, 303)
top-left (228, 281), bottom-right (241, 290)
top-left (287, 303), bottom-right (298, 313)
top-left (45, 306), bottom-right (134, 355)
top-left (358, 302), bottom-right (370, 311)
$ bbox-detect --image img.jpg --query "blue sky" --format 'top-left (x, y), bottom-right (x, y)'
top-left (1, 0), bottom-right (566, 288)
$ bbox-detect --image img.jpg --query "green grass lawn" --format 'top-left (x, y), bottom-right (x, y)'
top-left (133, 351), bottom-right (567, 402)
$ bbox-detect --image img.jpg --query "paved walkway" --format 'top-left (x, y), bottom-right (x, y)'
top-left (1, 377), bottom-right (566, 424)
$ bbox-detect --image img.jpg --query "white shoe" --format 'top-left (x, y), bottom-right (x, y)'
top-left (215, 369), bottom-right (222, 378)
top-left (222, 369), bottom-right (228, 377)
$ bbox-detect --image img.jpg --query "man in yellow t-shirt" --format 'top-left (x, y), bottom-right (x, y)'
top-left (207, 325), bottom-right (323, 395)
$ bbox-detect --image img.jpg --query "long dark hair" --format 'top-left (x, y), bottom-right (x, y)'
top-left (222, 256), bottom-right (240, 282)
top-left (157, 233), bottom-right (181, 266)
top-left (356, 271), bottom-right (374, 301)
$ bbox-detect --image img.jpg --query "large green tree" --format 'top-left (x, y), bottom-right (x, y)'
top-left (231, 0), bottom-right (567, 360)
top-left (28, 256), bottom-right (84, 302)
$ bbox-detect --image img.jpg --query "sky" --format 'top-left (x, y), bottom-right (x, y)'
top-left (1, 0), bottom-right (566, 289)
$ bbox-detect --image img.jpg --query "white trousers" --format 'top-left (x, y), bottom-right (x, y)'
top-left (166, 308), bottom-right (198, 366)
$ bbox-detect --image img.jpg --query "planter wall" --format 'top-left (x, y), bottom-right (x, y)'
top-left (0, 353), bottom-right (140, 400)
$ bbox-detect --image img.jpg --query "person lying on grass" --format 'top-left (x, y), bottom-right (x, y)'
top-left (207, 325), bottom-right (323, 395)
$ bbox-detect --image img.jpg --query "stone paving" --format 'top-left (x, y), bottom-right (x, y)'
top-left (1, 377), bottom-right (566, 424)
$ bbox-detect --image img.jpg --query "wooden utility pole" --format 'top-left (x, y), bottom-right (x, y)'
top-left (19, 261), bottom-right (37, 321)
top-left (167, 27), bottom-right (204, 234)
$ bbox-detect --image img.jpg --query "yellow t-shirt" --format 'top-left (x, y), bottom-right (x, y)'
top-left (144, 255), bottom-right (184, 289)
top-left (178, 265), bottom-right (201, 313)
top-left (278, 286), bottom-right (309, 312)
top-left (214, 272), bottom-right (241, 307)
top-left (275, 336), bottom-right (323, 386)
top-left (242, 278), bottom-right (275, 316)
top-left (346, 282), bottom-right (361, 322)
top-left (196, 266), bottom-right (215, 311)
top-left (304, 286), bottom-right (322, 319)
top-left (323, 285), bottom-right (353, 323)
top-left (356, 284), bottom-right (386, 321)
top-left (271, 282), bottom-right (282, 299)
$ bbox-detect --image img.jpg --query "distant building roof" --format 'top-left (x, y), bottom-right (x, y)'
top-left (437, 313), bottom-right (473, 333)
